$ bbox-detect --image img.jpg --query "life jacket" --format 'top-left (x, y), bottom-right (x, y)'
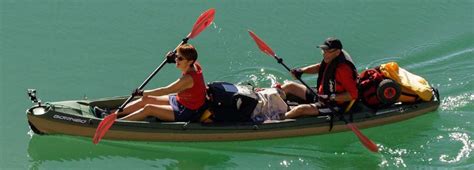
top-left (379, 62), bottom-right (433, 102)
top-left (177, 63), bottom-right (207, 110)
top-left (316, 50), bottom-right (358, 107)
top-left (206, 82), bottom-right (258, 122)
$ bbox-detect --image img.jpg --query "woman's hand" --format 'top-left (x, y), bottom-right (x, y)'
top-left (132, 88), bottom-right (144, 96)
top-left (165, 51), bottom-right (177, 63)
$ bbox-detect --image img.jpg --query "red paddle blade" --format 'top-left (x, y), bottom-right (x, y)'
top-left (188, 8), bottom-right (215, 39)
top-left (347, 123), bottom-right (379, 152)
top-left (248, 30), bottom-right (276, 56)
top-left (92, 113), bottom-right (117, 144)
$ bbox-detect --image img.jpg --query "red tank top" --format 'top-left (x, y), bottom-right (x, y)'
top-left (177, 63), bottom-right (207, 110)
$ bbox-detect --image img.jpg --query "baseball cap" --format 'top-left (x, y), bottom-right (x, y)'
top-left (317, 37), bottom-right (343, 50)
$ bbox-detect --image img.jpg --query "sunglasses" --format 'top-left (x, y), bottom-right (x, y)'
top-left (322, 49), bottom-right (338, 54)
top-left (176, 56), bottom-right (187, 61)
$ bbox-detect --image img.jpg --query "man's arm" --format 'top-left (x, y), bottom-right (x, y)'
top-left (300, 63), bottom-right (320, 74)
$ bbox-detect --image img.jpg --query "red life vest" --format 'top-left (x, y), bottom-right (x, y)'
top-left (316, 52), bottom-right (358, 106)
top-left (177, 63), bottom-right (207, 110)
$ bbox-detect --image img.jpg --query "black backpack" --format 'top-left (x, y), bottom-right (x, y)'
top-left (207, 82), bottom-right (258, 122)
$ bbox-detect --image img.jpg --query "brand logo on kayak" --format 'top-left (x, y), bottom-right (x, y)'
top-left (53, 114), bottom-right (87, 124)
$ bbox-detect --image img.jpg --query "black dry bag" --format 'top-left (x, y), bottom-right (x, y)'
top-left (207, 82), bottom-right (258, 122)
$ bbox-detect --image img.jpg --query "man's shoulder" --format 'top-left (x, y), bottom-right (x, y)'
top-left (337, 62), bottom-right (354, 70)
top-left (336, 63), bottom-right (356, 78)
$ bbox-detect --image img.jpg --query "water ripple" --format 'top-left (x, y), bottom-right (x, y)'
top-left (211, 22), bottom-right (223, 34)
top-left (439, 132), bottom-right (473, 164)
top-left (377, 145), bottom-right (408, 168)
top-left (440, 92), bottom-right (474, 111)
top-left (215, 66), bottom-right (288, 87)
top-left (363, 56), bottom-right (403, 70)
top-left (405, 48), bottom-right (474, 70)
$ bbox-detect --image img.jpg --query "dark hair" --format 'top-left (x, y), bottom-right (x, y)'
top-left (177, 44), bottom-right (198, 65)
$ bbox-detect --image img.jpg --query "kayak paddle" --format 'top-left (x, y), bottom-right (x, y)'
top-left (93, 8), bottom-right (215, 144)
top-left (248, 30), bottom-right (378, 153)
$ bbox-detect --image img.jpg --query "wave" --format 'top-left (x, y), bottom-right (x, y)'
top-left (406, 48), bottom-right (474, 70)
top-left (440, 92), bottom-right (474, 111)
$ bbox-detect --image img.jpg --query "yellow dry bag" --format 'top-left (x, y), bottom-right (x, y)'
top-left (379, 62), bottom-right (433, 102)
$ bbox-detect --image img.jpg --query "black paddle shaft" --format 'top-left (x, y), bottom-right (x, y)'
top-left (271, 52), bottom-right (376, 152)
top-left (273, 55), bottom-right (319, 97)
top-left (116, 39), bottom-right (189, 112)
top-left (117, 59), bottom-right (167, 112)
top-left (273, 55), bottom-right (350, 123)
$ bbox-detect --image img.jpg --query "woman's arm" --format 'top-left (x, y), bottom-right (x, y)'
top-left (143, 75), bottom-right (194, 96)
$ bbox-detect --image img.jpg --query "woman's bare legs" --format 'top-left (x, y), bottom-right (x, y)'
top-left (115, 95), bottom-right (170, 117)
top-left (120, 104), bottom-right (175, 121)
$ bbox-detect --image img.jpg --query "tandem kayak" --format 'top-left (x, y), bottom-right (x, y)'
top-left (26, 88), bottom-right (440, 142)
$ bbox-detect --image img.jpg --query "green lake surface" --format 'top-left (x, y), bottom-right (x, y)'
top-left (1, 0), bottom-right (473, 169)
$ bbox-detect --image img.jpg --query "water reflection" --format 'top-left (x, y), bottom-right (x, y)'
top-left (27, 135), bottom-right (234, 169)
top-left (27, 132), bottom-right (385, 169)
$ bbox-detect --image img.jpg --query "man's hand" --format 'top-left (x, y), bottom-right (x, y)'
top-left (318, 94), bottom-right (336, 103)
top-left (290, 68), bottom-right (303, 79)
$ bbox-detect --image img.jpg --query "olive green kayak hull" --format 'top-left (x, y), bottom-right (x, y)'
top-left (26, 91), bottom-right (440, 142)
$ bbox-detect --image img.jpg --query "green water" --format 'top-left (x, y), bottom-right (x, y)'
top-left (1, 0), bottom-right (473, 169)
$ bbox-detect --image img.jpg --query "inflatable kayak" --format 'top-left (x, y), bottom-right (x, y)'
top-left (26, 88), bottom-right (440, 142)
